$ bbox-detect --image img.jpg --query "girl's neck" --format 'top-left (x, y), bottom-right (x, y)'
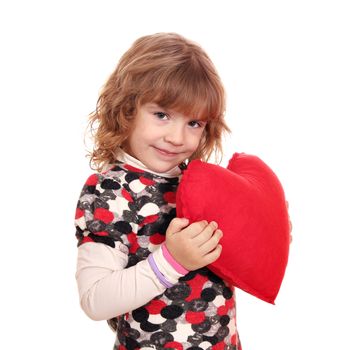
top-left (116, 149), bottom-right (181, 178)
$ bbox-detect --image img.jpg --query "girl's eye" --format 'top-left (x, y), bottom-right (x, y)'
top-left (188, 120), bottom-right (204, 128)
top-left (154, 112), bottom-right (169, 120)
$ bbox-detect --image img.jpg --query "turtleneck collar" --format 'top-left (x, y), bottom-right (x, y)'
top-left (115, 149), bottom-right (182, 178)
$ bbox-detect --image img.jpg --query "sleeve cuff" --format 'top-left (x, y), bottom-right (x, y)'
top-left (151, 245), bottom-right (186, 286)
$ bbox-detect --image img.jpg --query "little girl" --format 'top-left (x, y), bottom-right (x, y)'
top-left (75, 32), bottom-right (241, 350)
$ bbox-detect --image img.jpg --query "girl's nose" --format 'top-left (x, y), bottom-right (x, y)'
top-left (164, 125), bottom-right (184, 146)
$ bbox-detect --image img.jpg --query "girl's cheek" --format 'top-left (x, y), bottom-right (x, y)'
top-left (186, 127), bottom-right (204, 150)
top-left (194, 135), bottom-right (204, 150)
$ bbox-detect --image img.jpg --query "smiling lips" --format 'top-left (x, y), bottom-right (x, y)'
top-left (153, 146), bottom-right (180, 157)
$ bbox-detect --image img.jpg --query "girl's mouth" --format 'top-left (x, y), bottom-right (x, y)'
top-left (154, 147), bottom-right (179, 157)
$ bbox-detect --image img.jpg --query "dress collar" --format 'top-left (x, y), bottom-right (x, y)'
top-left (115, 149), bottom-right (182, 178)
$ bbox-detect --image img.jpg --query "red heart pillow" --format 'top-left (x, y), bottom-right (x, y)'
top-left (176, 153), bottom-right (290, 304)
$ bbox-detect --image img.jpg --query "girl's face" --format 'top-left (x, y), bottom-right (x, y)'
top-left (124, 103), bottom-right (206, 173)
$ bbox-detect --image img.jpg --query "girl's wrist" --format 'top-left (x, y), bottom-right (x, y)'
top-left (148, 244), bottom-right (187, 289)
top-left (148, 254), bottom-right (174, 289)
top-left (161, 243), bottom-right (189, 275)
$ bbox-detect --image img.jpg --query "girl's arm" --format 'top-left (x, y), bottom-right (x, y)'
top-left (75, 173), bottom-right (221, 321)
top-left (76, 241), bottom-right (184, 321)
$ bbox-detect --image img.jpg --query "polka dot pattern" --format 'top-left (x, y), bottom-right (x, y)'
top-left (75, 163), bottom-right (241, 349)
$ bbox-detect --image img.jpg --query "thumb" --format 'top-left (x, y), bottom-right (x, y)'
top-left (166, 217), bottom-right (189, 236)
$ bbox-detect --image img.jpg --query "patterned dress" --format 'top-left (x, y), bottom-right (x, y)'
top-left (75, 161), bottom-right (241, 350)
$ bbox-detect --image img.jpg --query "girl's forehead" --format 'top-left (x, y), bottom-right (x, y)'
top-left (143, 102), bottom-right (160, 109)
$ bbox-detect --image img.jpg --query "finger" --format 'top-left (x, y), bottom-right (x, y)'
top-left (199, 229), bottom-right (223, 255)
top-left (183, 220), bottom-right (209, 238)
top-left (166, 217), bottom-right (189, 236)
top-left (202, 244), bottom-right (223, 265)
top-left (193, 221), bottom-right (218, 246)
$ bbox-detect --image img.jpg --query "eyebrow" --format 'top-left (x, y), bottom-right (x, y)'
top-left (145, 103), bottom-right (172, 116)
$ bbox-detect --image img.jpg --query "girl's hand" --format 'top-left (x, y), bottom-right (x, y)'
top-left (165, 218), bottom-right (223, 271)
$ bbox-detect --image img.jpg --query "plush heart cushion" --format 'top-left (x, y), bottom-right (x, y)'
top-left (176, 153), bottom-right (290, 304)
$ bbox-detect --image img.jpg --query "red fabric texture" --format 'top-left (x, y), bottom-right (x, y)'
top-left (176, 152), bottom-right (290, 304)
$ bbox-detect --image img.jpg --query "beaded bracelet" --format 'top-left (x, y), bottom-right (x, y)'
top-left (147, 254), bottom-right (174, 289)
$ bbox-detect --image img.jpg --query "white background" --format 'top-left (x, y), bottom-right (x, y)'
top-left (1, 1), bottom-right (353, 349)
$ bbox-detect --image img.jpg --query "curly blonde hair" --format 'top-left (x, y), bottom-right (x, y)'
top-left (87, 32), bottom-right (230, 172)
